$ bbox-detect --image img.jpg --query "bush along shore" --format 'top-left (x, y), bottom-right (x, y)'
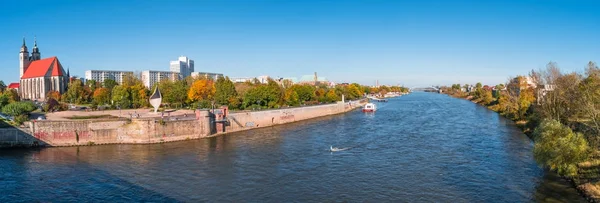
top-left (440, 61), bottom-right (600, 202)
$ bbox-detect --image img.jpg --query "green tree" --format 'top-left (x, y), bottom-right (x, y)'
top-left (63, 79), bottom-right (86, 104)
top-left (85, 79), bottom-right (99, 93)
top-left (103, 79), bottom-right (118, 91)
top-left (0, 93), bottom-right (9, 109)
top-left (242, 80), bottom-right (282, 109)
top-left (290, 84), bottom-right (315, 103)
top-left (0, 80), bottom-right (5, 92)
top-left (533, 120), bottom-right (589, 177)
top-left (3, 89), bottom-right (20, 102)
top-left (2, 101), bottom-right (36, 116)
top-left (214, 76), bottom-right (237, 107)
top-left (111, 85), bottom-right (131, 108)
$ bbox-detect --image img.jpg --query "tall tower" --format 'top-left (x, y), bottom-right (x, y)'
top-left (31, 37), bottom-right (41, 61)
top-left (19, 37), bottom-right (30, 78)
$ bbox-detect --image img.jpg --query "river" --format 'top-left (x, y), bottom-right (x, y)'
top-left (0, 92), bottom-right (586, 202)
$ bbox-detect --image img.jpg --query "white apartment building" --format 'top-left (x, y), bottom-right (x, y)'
top-left (170, 56), bottom-right (194, 79)
top-left (191, 72), bottom-right (224, 80)
top-left (141, 70), bottom-right (180, 88)
top-left (230, 76), bottom-right (271, 83)
top-left (85, 70), bottom-right (134, 84)
top-left (230, 77), bottom-right (253, 83)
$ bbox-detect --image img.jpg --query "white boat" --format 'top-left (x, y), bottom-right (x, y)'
top-left (362, 103), bottom-right (377, 112)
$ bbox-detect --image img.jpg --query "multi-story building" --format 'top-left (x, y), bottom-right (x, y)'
top-left (230, 77), bottom-right (253, 83)
top-left (191, 72), bottom-right (224, 80)
top-left (170, 56), bottom-right (194, 79)
top-left (141, 70), bottom-right (180, 88)
top-left (84, 70), bottom-right (133, 84)
top-left (229, 76), bottom-right (271, 84)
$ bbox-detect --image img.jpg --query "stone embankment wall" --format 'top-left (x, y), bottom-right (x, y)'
top-left (0, 100), bottom-right (364, 147)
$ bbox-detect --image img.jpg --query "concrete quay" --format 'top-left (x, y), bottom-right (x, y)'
top-left (0, 100), bottom-right (366, 147)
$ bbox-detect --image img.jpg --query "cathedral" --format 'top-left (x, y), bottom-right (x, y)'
top-left (18, 38), bottom-right (69, 101)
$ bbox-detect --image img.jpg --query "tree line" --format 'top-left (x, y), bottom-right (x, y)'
top-left (441, 62), bottom-right (600, 197)
top-left (31, 75), bottom-right (410, 112)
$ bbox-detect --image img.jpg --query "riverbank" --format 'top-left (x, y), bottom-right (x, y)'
top-left (440, 91), bottom-right (599, 202)
top-left (0, 100), bottom-right (366, 148)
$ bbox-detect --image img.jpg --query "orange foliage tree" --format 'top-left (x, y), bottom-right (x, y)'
top-left (92, 87), bottom-right (111, 105)
top-left (187, 79), bottom-right (216, 103)
top-left (46, 90), bottom-right (61, 101)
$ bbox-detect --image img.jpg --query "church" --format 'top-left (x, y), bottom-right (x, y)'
top-left (18, 38), bottom-right (69, 101)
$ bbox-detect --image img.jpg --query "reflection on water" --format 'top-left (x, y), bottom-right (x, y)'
top-left (0, 92), bottom-right (585, 202)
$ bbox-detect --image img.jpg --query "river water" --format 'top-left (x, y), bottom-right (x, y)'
top-left (0, 92), bottom-right (586, 202)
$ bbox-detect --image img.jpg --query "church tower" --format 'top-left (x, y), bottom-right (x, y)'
top-left (19, 37), bottom-right (30, 78)
top-left (31, 37), bottom-right (41, 61)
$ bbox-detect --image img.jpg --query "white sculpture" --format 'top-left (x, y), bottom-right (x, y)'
top-left (149, 86), bottom-right (162, 113)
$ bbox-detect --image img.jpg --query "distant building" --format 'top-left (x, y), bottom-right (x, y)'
top-left (7, 83), bottom-right (19, 92)
top-left (18, 38), bottom-right (69, 101)
top-left (230, 77), bottom-right (253, 83)
top-left (85, 70), bottom-right (133, 84)
top-left (141, 70), bottom-right (180, 88)
top-left (298, 72), bottom-right (327, 85)
top-left (170, 56), bottom-right (194, 79)
top-left (191, 72), bottom-right (223, 80)
top-left (256, 75), bottom-right (270, 83)
top-left (230, 76), bottom-right (270, 84)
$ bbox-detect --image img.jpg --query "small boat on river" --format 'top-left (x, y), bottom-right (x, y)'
top-left (362, 103), bottom-right (377, 112)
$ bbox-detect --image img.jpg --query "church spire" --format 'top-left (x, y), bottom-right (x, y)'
top-left (31, 36), bottom-right (40, 60)
top-left (20, 37), bottom-right (28, 53)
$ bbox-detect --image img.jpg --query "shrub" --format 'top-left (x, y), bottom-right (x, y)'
top-left (533, 119), bottom-right (590, 177)
top-left (13, 115), bottom-right (29, 125)
top-left (2, 101), bottom-right (37, 116)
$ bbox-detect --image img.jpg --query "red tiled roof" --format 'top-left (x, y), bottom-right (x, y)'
top-left (21, 56), bottom-right (65, 79)
top-left (8, 83), bottom-right (19, 89)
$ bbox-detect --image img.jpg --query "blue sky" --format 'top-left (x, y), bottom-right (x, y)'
top-left (0, 0), bottom-right (599, 87)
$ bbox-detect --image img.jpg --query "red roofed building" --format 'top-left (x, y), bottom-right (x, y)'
top-left (7, 83), bottom-right (20, 92)
top-left (19, 38), bottom-right (69, 101)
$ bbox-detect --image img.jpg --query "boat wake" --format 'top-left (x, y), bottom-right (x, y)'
top-left (330, 145), bottom-right (350, 152)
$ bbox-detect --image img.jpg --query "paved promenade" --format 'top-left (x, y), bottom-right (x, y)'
top-left (45, 108), bottom-right (196, 120)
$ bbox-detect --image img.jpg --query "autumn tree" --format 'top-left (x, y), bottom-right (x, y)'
top-left (283, 88), bottom-right (300, 106)
top-left (281, 79), bottom-right (294, 89)
top-left (46, 90), bottom-right (61, 101)
top-left (325, 89), bottom-right (340, 102)
top-left (188, 79), bottom-right (216, 103)
top-left (93, 88), bottom-right (111, 105)
top-left (130, 84), bottom-right (149, 108)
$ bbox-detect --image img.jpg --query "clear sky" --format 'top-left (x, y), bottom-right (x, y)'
top-left (0, 0), bottom-right (598, 87)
